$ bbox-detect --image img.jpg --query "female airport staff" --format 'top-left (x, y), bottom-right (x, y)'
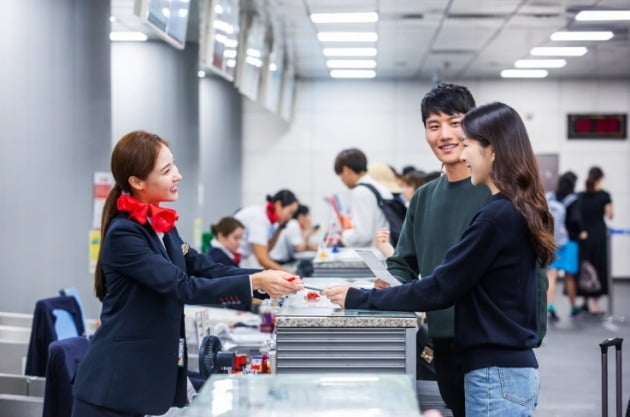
top-left (208, 216), bottom-right (245, 267)
top-left (324, 102), bottom-right (554, 417)
top-left (234, 189), bottom-right (299, 271)
top-left (71, 131), bottom-right (302, 417)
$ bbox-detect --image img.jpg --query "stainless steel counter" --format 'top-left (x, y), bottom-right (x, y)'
top-left (275, 279), bottom-right (417, 375)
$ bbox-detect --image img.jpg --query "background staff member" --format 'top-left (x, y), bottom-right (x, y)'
top-left (208, 216), bottom-right (245, 267)
top-left (72, 131), bottom-right (302, 417)
top-left (324, 102), bottom-right (554, 417)
top-left (269, 204), bottom-right (318, 264)
top-left (235, 189), bottom-right (299, 271)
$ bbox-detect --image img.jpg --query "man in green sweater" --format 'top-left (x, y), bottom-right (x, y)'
top-left (385, 83), bottom-right (490, 417)
top-left (385, 83), bottom-right (547, 417)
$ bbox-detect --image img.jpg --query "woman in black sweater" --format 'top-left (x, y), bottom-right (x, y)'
top-left (323, 102), bottom-right (554, 417)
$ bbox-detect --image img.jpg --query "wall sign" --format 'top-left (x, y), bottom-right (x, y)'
top-left (568, 114), bottom-right (627, 139)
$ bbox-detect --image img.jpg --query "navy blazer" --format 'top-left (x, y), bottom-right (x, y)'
top-left (208, 247), bottom-right (238, 267)
top-left (73, 213), bottom-right (259, 415)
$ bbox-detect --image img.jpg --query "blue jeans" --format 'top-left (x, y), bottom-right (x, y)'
top-left (464, 367), bottom-right (539, 417)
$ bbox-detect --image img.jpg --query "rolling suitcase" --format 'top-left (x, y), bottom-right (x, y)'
top-left (599, 337), bottom-right (625, 417)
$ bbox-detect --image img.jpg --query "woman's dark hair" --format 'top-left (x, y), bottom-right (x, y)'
top-left (555, 171), bottom-right (577, 201)
top-left (334, 148), bottom-right (367, 175)
top-left (401, 165), bottom-right (419, 176)
top-left (95, 130), bottom-right (168, 301)
top-left (293, 204), bottom-right (310, 219)
top-left (421, 83), bottom-right (476, 126)
top-left (462, 102), bottom-right (555, 267)
top-left (401, 171), bottom-right (426, 190)
top-left (211, 216), bottom-right (245, 237)
top-left (266, 189), bottom-right (298, 207)
top-left (585, 166), bottom-right (604, 193)
top-left (424, 171), bottom-right (442, 183)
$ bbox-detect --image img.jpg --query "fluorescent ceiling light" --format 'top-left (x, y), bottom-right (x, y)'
top-left (323, 48), bottom-right (378, 57)
top-left (197, 70), bottom-right (206, 78)
top-left (109, 32), bottom-right (148, 41)
top-left (311, 12), bottom-right (378, 23)
top-left (575, 10), bottom-right (630, 21)
top-left (530, 47), bottom-right (587, 56)
top-left (501, 69), bottom-right (548, 78)
top-left (327, 59), bottom-right (376, 69)
top-left (318, 32), bottom-right (378, 42)
top-left (330, 70), bottom-right (376, 78)
top-left (514, 59), bottom-right (566, 68)
top-left (551, 31), bottom-right (614, 41)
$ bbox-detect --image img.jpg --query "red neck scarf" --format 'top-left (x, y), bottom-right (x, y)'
top-left (117, 194), bottom-right (178, 233)
top-left (232, 252), bottom-right (242, 266)
top-left (266, 202), bottom-right (279, 224)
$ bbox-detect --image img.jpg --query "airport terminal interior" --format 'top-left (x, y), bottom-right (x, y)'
top-left (1, 0), bottom-right (629, 416)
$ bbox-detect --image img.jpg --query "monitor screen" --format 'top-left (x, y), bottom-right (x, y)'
top-left (279, 51), bottom-right (296, 122)
top-left (261, 25), bottom-right (284, 113)
top-left (135, 0), bottom-right (191, 50)
top-left (236, 13), bottom-right (267, 102)
top-left (200, 0), bottom-right (240, 81)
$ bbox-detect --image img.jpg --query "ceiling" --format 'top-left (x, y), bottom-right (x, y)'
top-left (111, 0), bottom-right (630, 80)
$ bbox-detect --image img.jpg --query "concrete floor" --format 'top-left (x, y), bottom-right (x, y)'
top-left (418, 280), bottom-right (630, 417)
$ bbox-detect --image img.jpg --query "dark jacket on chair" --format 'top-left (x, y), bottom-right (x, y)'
top-left (26, 296), bottom-right (84, 377)
top-left (72, 213), bottom-right (259, 415)
top-left (43, 336), bottom-right (89, 417)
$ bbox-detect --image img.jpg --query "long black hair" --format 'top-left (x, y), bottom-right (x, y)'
top-left (266, 189), bottom-right (298, 207)
top-left (585, 166), bottom-right (604, 193)
top-left (462, 102), bottom-right (555, 267)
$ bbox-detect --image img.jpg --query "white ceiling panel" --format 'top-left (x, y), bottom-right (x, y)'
top-left (433, 17), bottom-right (505, 51)
top-left (109, 0), bottom-right (630, 79)
top-left (449, 0), bottom-right (522, 15)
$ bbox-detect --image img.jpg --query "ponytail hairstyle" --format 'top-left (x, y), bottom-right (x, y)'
top-left (585, 166), bottom-right (604, 193)
top-left (266, 189), bottom-right (298, 207)
top-left (95, 131), bottom-right (169, 301)
top-left (211, 216), bottom-right (245, 238)
top-left (462, 102), bottom-right (555, 267)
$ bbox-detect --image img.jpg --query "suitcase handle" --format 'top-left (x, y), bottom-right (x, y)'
top-left (600, 337), bottom-right (623, 353)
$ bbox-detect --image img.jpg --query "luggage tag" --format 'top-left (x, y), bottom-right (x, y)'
top-left (178, 338), bottom-right (185, 367)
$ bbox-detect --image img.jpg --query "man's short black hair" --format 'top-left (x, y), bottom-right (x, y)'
top-left (293, 204), bottom-right (310, 219)
top-left (421, 83), bottom-right (476, 126)
top-left (334, 148), bottom-right (367, 175)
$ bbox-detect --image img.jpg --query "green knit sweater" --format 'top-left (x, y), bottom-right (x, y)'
top-left (387, 175), bottom-right (491, 338)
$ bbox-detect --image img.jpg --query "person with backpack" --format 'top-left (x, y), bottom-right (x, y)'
top-left (546, 172), bottom-right (587, 321)
top-left (333, 148), bottom-right (403, 247)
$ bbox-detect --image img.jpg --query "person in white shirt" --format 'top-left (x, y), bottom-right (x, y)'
top-left (235, 189), bottom-right (299, 271)
top-left (269, 204), bottom-right (319, 263)
top-left (334, 148), bottom-right (392, 247)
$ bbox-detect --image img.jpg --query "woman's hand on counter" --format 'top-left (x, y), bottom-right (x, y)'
top-left (322, 285), bottom-right (351, 308)
top-left (251, 270), bottom-right (304, 298)
top-left (373, 278), bottom-right (391, 289)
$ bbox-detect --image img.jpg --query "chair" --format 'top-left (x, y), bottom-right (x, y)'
top-left (25, 296), bottom-right (84, 377)
top-left (58, 288), bottom-right (87, 335)
top-left (42, 336), bottom-right (88, 417)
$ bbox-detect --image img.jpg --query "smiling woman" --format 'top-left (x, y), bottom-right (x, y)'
top-left (71, 130), bottom-right (303, 417)
top-left (323, 102), bottom-right (554, 417)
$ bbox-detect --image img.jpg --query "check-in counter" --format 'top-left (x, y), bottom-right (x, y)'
top-left (181, 373), bottom-right (421, 417)
top-left (274, 278), bottom-right (417, 376)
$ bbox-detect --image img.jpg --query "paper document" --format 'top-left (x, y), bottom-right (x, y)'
top-left (354, 249), bottom-right (401, 287)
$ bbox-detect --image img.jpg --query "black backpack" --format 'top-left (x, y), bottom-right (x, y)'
top-left (357, 183), bottom-right (407, 246)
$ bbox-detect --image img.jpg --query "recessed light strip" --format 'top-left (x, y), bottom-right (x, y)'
top-left (330, 70), bottom-right (376, 79)
top-left (530, 47), bottom-right (588, 56)
top-left (327, 60), bottom-right (376, 69)
top-left (311, 12), bottom-right (378, 23)
top-left (575, 10), bottom-right (630, 21)
top-left (550, 31), bottom-right (613, 41)
top-left (318, 32), bottom-right (378, 42)
top-left (514, 59), bottom-right (566, 68)
top-left (323, 48), bottom-right (378, 57)
top-left (501, 69), bottom-right (548, 78)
